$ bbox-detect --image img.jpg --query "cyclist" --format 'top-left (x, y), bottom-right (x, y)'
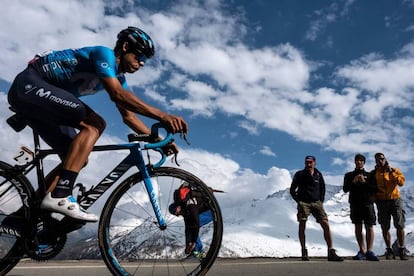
top-left (169, 194), bottom-right (212, 258)
top-left (7, 26), bottom-right (188, 222)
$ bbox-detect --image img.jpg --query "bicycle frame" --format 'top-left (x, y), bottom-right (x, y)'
top-left (79, 142), bottom-right (167, 228)
top-left (15, 126), bottom-right (173, 229)
top-left (3, 116), bottom-right (222, 276)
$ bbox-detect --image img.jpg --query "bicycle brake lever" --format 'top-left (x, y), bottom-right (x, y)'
top-left (180, 132), bottom-right (190, 145)
top-left (171, 153), bottom-right (180, 166)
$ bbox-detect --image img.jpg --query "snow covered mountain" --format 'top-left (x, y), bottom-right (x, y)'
top-left (57, 184), bottom-right (414, 259)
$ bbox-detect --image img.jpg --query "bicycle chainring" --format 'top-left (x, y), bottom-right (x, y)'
top-left (23, 216), bottom-right (67, 261)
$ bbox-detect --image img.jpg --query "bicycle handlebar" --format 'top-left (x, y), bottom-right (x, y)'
top-left (144, 123), bottom-right (174, 150)
top-left (127, 123), bottom-right (174, 149)
top-left (127, 123), bottom-right (177, 168)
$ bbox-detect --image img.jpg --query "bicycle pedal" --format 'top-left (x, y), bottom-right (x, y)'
top-left (58, 216), bottom-right (86, 233)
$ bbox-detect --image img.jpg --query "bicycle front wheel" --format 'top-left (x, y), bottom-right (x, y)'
top-left (98, 167), bottom-right (223, 276)
top-left (0, 161), bottom-right (33, 275)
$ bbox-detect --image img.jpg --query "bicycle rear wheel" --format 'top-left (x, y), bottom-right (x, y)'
top-left (98, 167), bottom-right (223, 276)
top-left (0, 161), bottom-right (33, 275)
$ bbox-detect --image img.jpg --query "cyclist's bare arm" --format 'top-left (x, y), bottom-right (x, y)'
top-left (116, 101), bottom-right (179, 155)
top-left (100, 77), bottom-right (188, 134)
top-left (116, 105), bottom-right (151, 134)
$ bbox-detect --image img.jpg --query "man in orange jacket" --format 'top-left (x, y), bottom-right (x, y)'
top-left (369, 153), bottom-right (407, 260)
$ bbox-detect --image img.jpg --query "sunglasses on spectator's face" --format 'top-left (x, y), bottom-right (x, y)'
top-left (376, 157), bottom-right (385, 161)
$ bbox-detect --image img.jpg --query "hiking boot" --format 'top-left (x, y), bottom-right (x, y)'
top-left (41, 193), bottom-right (98, 222)
top-left (301, 248), bottom-right (309, 261)
top-left (352, 251), bottom-right (366, 260)
top-left (366, 251), bottom-right (379, 261)
top-left (385, 248), bottom-right (395, 260)
top-left (328, 248), bottom-right (344, 262)
top-left (399, 247), bottom-right (408, 261)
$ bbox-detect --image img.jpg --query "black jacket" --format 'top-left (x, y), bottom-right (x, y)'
top-left (290, 168), bottom-right (325, 203)
top-left (183, 197), bottom-right (208, 243)
top-left (343, 168), bottom-right (377, 204)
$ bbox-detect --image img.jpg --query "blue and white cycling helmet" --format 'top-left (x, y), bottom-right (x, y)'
top-left (117, 26), bottom-right (155, 59)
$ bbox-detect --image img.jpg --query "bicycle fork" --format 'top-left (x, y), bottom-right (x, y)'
top-left (134, 148), bottom-right (167, 230)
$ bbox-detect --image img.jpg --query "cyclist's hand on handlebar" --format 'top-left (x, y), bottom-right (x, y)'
top-left (160, 114), bottom-right (188, 134)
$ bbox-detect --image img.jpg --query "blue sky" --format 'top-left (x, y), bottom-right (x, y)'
top-left (1, 0), bottom-right (414, 198)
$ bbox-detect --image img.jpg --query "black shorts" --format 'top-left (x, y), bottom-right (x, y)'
top-left (8, 66), bottom-right (95, 159)
top-left (350, 203), bottom-right (376, 225)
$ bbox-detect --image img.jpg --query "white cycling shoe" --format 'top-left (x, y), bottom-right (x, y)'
top-left (40, 193), bottom-right (99, 222)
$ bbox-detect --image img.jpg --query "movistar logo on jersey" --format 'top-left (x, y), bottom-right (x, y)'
top-left (34, 87), bottom-right (80, 109)
top-left (36, 88), bottom-right (51, 98)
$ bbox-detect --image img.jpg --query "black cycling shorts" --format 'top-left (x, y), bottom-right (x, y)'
top-left (8, 66), bottom-right (95, 159)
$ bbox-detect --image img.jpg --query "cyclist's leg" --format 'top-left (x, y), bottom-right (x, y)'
top-left (26, 120), bottom-right (76, 192)
top-left (31, 115), bottom-right (104, 195)
top-left (38, 121), bottom-right (103, 221)
top-left (8, 67), bottom-right (103, 221)
top-left (62, 118), bottom-right (103, 173)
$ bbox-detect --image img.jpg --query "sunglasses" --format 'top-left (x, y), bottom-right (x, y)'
top-left (376, 157), bottom-right (385, 161)
top-left (133, 50), bottom-right (149, 63)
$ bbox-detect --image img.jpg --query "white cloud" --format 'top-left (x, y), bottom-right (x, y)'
top-left (0, 91), bottom-right (291, 211)
top-left (259, 146), bottom-right (276, 157)
top-left (238, 121), bottom-right (259, 135)
top-left (0, 1), bottom-right (113, 80)
top-left (331, 47), bottom-right (414, 170)
top-left (1, 0), bottom-right (414, 192)
top-left (305, 1), bottom-right (355, 41)
top-left (336, 53), bottom-right (414, 103)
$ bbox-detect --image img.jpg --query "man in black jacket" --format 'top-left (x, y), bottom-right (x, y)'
top-left (343, 153), bottom-right (379, 261)
top-left (290, 155), bottom-right (343, 261)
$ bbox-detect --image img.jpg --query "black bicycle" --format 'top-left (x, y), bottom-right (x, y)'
top-left (0, 112), bottom-right (223, 275)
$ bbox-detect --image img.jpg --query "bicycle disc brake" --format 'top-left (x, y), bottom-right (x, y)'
top-left (24, 215), bottom-right (67, 261)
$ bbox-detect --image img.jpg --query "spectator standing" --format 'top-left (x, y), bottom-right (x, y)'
top-left (290, 155), bottom-right (343, 262)
top-left (369, 153), bottom-right (408, 260)
top-left (343, 153), bottom-right (379, 261)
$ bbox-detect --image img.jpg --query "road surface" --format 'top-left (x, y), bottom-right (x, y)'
top-left (8, 257), bottom-right (414, 276)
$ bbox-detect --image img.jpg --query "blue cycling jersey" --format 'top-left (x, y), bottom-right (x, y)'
top-left (28, 46), bottom-right (127, 97)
